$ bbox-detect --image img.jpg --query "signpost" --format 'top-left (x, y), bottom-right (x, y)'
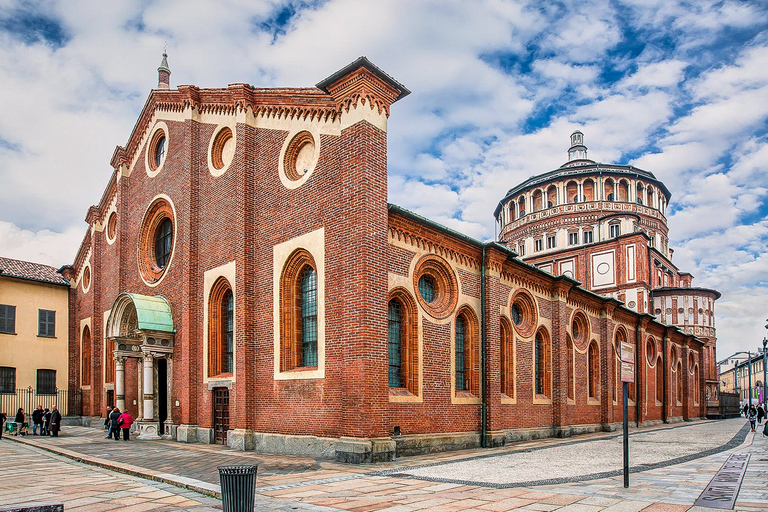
top-left (620, 342), bottom-right (635, 488)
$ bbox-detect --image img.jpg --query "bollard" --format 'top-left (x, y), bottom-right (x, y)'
top-left (218, 465), bottom-right (257, 512)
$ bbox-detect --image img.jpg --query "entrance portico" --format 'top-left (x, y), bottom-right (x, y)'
top-left (106, 293), bottom-right (175, 440)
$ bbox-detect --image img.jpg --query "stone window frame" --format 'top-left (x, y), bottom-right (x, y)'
top-left (204, 262), bottom-right (237, 385)
top-left (656, 355), bottom-right (664, 404)
top-left (388, 287), bottom-right (420, 400)
top-left (273, 228), bottom-right (325, 381)
top-left (570, 310), bottom-right (590, 351)
top-left (566, 335), bottom-right (575, 402)
top-left (145, 122), bottom-right (169, 177)
top-left (81, 324), bottom-right (91, 389)
top-left (675, 360), bottom-right (683, 405)
top-left (280, 249), bottom-right (318, 372)
top-left (588, 340), bottom-right (600, 402)
top-left (509, 290), bottom-right (538, 339)
top-left (208, 277), bottom-right (235, 378)
top-left (278, 128), bottom-right (321, 190)
top-left (137, 195), bottom-right (177, 287)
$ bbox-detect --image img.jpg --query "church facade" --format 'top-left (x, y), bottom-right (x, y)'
top-left (66, 56), bottom-right (714, 462)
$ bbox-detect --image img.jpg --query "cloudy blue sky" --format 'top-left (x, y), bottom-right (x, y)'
top-left (0, 0), bottom-right (767, 359)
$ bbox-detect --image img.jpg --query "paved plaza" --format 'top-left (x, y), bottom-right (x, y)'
top-left (1, 417), bottom-right (766, 511)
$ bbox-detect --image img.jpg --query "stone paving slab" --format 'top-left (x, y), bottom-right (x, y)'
top-left (4, 417), bottom-right (768, 511)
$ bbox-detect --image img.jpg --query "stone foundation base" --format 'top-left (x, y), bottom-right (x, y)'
top-left (135, 420), bottom-right (161, 440)
top-left (335, 437), bottom-right (395, 463)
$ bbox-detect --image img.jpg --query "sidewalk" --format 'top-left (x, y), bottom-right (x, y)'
top-left (2, 417), bottom-right (765, 511)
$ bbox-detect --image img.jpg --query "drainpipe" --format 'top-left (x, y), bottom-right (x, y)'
top-left (481, 244), bottom-right (487, 448)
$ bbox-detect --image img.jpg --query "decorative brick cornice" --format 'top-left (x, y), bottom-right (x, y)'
top-left (388, 218), bottom-right (481, 270)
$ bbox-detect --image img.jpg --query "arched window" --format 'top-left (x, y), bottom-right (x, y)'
top-left (546, 185), bottom-right (558, 208)
top-left (82, 326), bottom-right (91, 386)
top-left (567, 335), bottom-right (575, 400)
top-left (588, 341), bottom-right (599, 399)
top-left (535, 329), bottom-right (551, 397)
top-left (154, 217), bottom-right (173, 269)
top-left (280, 249), bottom-right (318, 371)
top-left (208, 278), bottom-right (234, 376)
top-left (455, 308), bottom-right (479, 395)
top-left (604, 178), bottom-right (615, 201)
top-left (518, 197), bottom-right (526, 217)
top-left (501, 317), bottom-right (514, 398)
top-left (676, 361), bottom-right (683, 404)
top-left (618, 180), bottom-right (629, 202)
top-left (693, 364), bottom-right (699, 405)
top-left (388, 291), bottom-right (418, 394)
top-left (583, 179), bottom-right (595, 201)
top-left (532, 190), bottom-right (543, 211)
top-left (656, 357), bottom-right (664, 402)
top-left (566, 181), bottom-right (579, 203)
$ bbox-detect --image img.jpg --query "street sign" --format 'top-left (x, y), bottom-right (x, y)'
top-left (620, 342), bottom-right (635, 363)
top-left (621, 361), bottom-right (635, 383)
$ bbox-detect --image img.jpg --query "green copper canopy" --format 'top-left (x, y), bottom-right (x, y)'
top-left (109, 292), bottom-right (175, 334)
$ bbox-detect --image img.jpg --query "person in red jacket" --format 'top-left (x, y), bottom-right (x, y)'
top-left (117, 410), bottom-right (133, 440)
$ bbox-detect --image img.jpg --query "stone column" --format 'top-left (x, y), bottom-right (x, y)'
top-left (115, 356), bottom-right (126, 411)
top-left (137, 357), bottom-right (143, 420)
top-left (143, 352), bottom-right (154, 420)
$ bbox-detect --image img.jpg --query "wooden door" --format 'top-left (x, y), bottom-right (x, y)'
top-left (213, 388), bottom-right (229, 445)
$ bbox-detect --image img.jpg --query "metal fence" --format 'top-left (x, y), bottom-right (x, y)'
top-left (0, 388), bottom-right (81, 417)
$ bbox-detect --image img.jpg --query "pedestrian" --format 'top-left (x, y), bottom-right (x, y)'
top-left (49, 405), bottom-right (62, 437)
top-left (108, 407), bottom-right (121, 441)
top-left (743, 402), bottom-right (749, 417)
top-left (42, 408), bottom-right (51, 436)
top-left (104, 406), bottom-right (113, 430)
top-left (14, 408), bottom-right (25, 436)
top-left (0, 412), bottom-right (6, 439)
top-left (118, 409), bottom-right (133, 441)
top-left (32, 405), bottom-right (44, 435)
top-left (758, 403), bottom-right (765, 424)
top-left (748, 404), bottom-right (757, 432)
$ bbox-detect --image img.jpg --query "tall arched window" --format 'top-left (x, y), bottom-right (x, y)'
top-left (280, 249), bottom-right (318, 371)
top-left (676, 361), bottom-right (683, 404)
top-left (82, 326), bottom-right (91, 386)
top-left (388, 289), bottom-right (418, 394)
top-left (208, 278), bottom-right (234, 376)
top-left (588, 341), bottom-right (599, 399)
top-left (154, 218), bottom-right (173, 269)
top-left (455, 308), bottom-right (480, 395)
top-left (535, 329), bottom-right (551, 397)
top-left (656, 357), bottom-right (664, 402)
top-left (565, 334), bottom-right (576, 400)
top-left (501, 317), bottom-right (514, 398)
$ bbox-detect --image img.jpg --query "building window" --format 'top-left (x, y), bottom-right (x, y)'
top-left (535, 330), bottom-right (551, 397)
top-left (676, 361), bottom-right (683, 404)
top-left (656, 360), bottom-right (664, 402)
top-left (568, 232), bottom-right (579, 246)
top-left (547, 235), bottom-right (556, 249)
top-left (154, 134), bottom-right (166, 168)
top-left (37, 369), bottom-right (56, 395)
top-left (500, 318), bottom-right (514, 398)
top-left (583, 230), bottom-right (593, 244)
top-left (518, 243), bottom-right (525, 256)
top-left (0, 367), bottom-right (15, 393)
top-left (300, 267), bottom-right (318, 367)
top-left (0, 304), bottom-right (16, 334)
top-left (38, 310), bottom-right (56, 337)
top-left (418, 274), bottom-right (435, 303)
top-left (155, 218), bottom-right (173, 269)
top-left (456, 315), bottom-right (467, 391)
top-left (388, 290), bottom-right (418, 394)
top-left (588, 341), bottom-right (599, 399)
top-left (567, 337), bottom-right (575, 400)
top-left (388, 300), bottom-right (403, 388)
top-left (534, 239), bottom-right (543, 251)
top-left (81, 326), bottom-right (91, 386)
top-left (610, 223), bottom-right (621, 238)
top-left (208, 278), bottom-right (234, 377)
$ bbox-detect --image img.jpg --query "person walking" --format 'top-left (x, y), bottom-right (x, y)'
top-left (118, 410), bottom-right (133, 441)
top-left (14, 408), bottom-right (25, 436)
top-left (42, 408), bottom-right (51, 436)
top-left (748, 404), bottom-right (757, 432)
top-left (104, 406), bottom-right (113, 431)
top-left (32, 406), bottom-right (44, 435)
top-left (49, 405), bottom-right (62, 437)
top-left (757, 403), bottom-right (765, 424)
top-left (108, 407), bottom-right (121, 441)
top-left (743, 402), bottom-right (750, 417)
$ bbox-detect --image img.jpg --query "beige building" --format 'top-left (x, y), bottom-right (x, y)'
top-left (0, 256), bottom-right (71, 414)
top-left (719, 354), bottom-right (766, 403)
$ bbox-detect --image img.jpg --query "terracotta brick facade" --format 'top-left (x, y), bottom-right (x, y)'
top-left (67, 58), bottom-right (712, 461)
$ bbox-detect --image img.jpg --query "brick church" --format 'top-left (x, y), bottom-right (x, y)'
top-left (65, 55), bottom-right (718, 462)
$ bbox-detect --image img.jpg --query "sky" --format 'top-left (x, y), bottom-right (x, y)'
top-left (0, 0), bottom-right (767, 361)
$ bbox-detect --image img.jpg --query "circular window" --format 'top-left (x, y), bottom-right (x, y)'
top-left (510, 291), bottom-right (538, 338)
top-left (149, 131), bottom-right (166, 171)
top-left (571, 312), bottom-right (590, 350)
top-left (106, 212), bottom-right (117, 243)
top-left (210, 126), bottom-right (235, 173)
top-left (138, 197), bottom-right (176, 285)
top-left (284, 131), bottom-right (316, 181)
top-left (412, 255), bottom-right (458, 319)
top-left (82, 266), bottom-right (91, 293)
top-left (655, 308), bottom-right (662, 314)
top-left (646, 338), bottom-right (657, 365)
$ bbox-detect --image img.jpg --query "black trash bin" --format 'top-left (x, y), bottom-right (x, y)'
top-left (218, 464), bottom-right (258, 512)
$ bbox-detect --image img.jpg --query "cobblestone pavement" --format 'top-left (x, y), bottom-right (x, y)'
top-left (2, 417), bottom-right (766, 511)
